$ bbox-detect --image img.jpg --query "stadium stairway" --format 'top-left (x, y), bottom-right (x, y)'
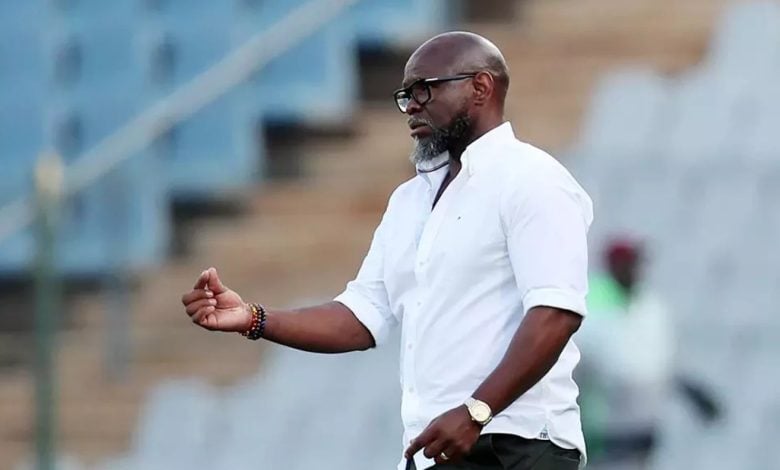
top-left (0, 0), bottom-right (729, 467)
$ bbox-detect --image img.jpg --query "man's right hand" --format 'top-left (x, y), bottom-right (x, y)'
top-left (181, 267), bottom-right (252, 333)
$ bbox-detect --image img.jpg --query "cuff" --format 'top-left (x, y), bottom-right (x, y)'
top-left (522, 288), bottom-right (587, 317)
top-left (334, 290), bottom-right (391, 346)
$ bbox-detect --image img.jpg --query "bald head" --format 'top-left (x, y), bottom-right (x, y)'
top-left (405, 31), bottom-right (510, 105)
top-left (399, 32), bottom-right (510, 165)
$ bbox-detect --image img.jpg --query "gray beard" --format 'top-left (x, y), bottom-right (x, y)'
top-left (409, 135), bottom-right (448, 166)
top-left (409, 115), bottom-right (472, 166)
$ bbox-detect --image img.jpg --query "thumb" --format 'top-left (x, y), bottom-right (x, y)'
top-left (207, 267), bottom-right (228, 294)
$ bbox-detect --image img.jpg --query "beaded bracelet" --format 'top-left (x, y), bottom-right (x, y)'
top-left (241, 303), bottom-right (266, 341)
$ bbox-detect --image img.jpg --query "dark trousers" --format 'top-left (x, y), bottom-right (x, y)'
top-left (407, 434), bottom-right (581, 470)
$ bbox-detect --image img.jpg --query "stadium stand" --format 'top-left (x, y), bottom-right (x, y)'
top-left (0, 2), bottom-right (47, 275)
top-left (3, 0), bottom-right (779, 469)
top-left (566, 3), bottom-right (780, 469)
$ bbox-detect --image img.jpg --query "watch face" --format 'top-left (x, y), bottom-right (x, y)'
top-left (471, 402), bottom-right (491, 423)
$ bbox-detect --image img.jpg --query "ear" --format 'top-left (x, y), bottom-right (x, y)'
top-left (472, 71), bottom-right (494, 107)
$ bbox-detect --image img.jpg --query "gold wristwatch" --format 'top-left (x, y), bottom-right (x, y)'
top-left (465, 397), bottom-right (493, 426)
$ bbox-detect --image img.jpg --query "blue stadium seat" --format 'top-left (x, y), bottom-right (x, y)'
top-left (1, 0), bottom-right (459, 275)
top-left (25, 11), bottom-right (171, 275)
top-left (141, 2), bottom-right (262, 200)
top-left (141, 0), bottom-right (234, 29)
top-left (233, 0), bottom-right (358, 124)
top-left (0, 4), bottom-right (47, 275)
top-left (45, 23), bottom-right (143, 96)
top-left (10, 17), bottom-right (169, 276)
top-left (48, 0), bottom-right (138, 23)
top-left (42, 95), bottom-right (170, 275)
top-left (0, 95), bottom-right (42, 275)
top-left (0, 30), bottom-right (46, 93)
top-left (348, 0), bottom-right (454, 47)
top-left (161, 94), bottom-right (263, 201)
top-left (0, 2), bottom-right (45, 35)
top-left (0, 2), bottom-right (46, 130)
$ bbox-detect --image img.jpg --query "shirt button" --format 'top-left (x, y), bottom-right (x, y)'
top-left (408, 387), bottom-right (415, 394)
top-left (407, 343), bottom-right (413, 350)
top-left (416, 301), bottom-right (422, 307)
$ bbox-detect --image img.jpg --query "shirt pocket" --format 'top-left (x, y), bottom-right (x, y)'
top-left (433, 196), bottom-right (507, 273)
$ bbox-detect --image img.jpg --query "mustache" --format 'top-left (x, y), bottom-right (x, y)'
top-left (408, 117), bottom-right (435, 128)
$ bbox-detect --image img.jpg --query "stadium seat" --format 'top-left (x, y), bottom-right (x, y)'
top-left (348, 0), bottom-right (453, 47)
top-left (663, 71), bottom-right (748, 164)
top-left (0, 9), bottom-right (170, 276)
top-left (740, 84), bottom-right (780, 163)
top-left (2, 0), bottom-right (462, 275)
top-left (205, 342), bottom-right (401, 470)
top-left (573, 68), bottom-right (671, 164)
top-left (155, 93), bottom-right (261, 201)
top-left (130, 379), bottom-right (221, 469)
top-left (43, 7), bottom-right (170, 273)
top-left (705, 0), bottom-right (780, 81)
top-left (0, 1), bottom-right (46, 171)
top-left (46, 25), bottom-right (142, 96)
top-left (0, 13), bottom-right (50, 274)
top-left (0, 6), bottom-right (46, 92)
top-left (0, 2), bottom-right (45, 37)
top-left (141, 2), bottom-right (262, 200)
top-left (232, 0), bottom-right (358, 124)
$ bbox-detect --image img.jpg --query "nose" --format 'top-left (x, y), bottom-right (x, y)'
top-left (404, 98), bottom-right (423, 115)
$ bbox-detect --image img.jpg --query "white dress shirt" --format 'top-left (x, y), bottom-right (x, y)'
top-left (334, 122), bottom-right (593, 470)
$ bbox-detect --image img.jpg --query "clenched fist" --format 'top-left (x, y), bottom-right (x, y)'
top-left (181, 267), bottom-right (252, 332)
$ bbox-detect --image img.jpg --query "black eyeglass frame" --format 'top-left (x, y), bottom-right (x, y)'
top-left (392, 73), bottom-right (478, 113)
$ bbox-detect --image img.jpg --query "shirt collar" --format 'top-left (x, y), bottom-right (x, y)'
top-left (413, 122), bottom-right (516, 186)
top-left (461, 121), bottom-right (515, 176)
top-left (415, 151), bottom-right (451, 190)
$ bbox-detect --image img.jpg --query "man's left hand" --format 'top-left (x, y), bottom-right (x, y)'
top-left (404, 405), bottom-right (482, 465)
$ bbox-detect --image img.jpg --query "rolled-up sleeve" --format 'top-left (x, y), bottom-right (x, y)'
top-left (503, 169), bottom-right (593, 317)
top-left (334, 208), bottom-right (397, 346)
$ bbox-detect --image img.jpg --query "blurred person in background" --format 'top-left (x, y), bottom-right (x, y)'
top-left (182, 31), bottom-right (592, 470)
top-left (575, 238), bottom-right (673, 470)
top-left (576, 237), bottom-right (720, 470)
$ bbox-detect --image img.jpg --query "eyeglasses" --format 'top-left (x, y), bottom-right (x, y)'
top-left (392, 73), bottom-right (478, 113)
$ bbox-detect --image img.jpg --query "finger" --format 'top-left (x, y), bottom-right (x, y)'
top-left (181, 288), bottom-right (213, 306)
top-left (423, 437), bottom-right (448, 460)
top-left (185, 298), bottom-right (217, 316)
top-left (405, 429), bottom-right (435, 460)
top-left (207, 267), bottom-right (227, 294)
top-left (435, 442), bottom-right (461, 465)
top-left (193, 270), bottom-right (210, 289)
top-left (191, 305), bottom-right (215, 324)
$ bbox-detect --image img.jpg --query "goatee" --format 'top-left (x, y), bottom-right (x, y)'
top-left (409, 113), bottom-right (472, 167)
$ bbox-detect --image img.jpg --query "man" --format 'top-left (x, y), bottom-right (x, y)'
top-left (576, 238), bottom-right (718, 470)
top-left (576, 239), bottom-right (671, 469)
top-left (181, 32), bottom-right (593, 470)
